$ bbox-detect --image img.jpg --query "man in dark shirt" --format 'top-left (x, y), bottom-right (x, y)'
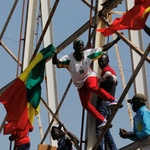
top-left (51, 125), bottom-right (72, 150)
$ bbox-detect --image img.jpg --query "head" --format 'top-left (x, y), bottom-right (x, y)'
top-left (98, 53), bottom-right (109, 69)
top-left (127, 93), bottom-right (147, 112)
top-left (73, 38), bottom-right (84, 53)
top-left (51, 126), bottom-right (64, 140)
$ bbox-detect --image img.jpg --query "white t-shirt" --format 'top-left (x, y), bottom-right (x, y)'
top-left (58, 47), bottom-right (103, 88)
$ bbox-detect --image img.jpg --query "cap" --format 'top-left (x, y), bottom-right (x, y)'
top-left (73, 38), bottom-right (84, 48)
top-left (127, 93), bottom-right (147, 104)
top-left (51, 126), bottom-right (63, 140)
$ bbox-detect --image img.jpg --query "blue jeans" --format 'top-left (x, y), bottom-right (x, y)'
top-left (96, 100), bottom-right (117, 150)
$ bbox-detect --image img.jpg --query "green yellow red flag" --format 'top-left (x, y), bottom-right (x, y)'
top-left (0, 44), bottom-right (56, 134)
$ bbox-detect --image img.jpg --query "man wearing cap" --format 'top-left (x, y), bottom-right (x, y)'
top-left (119, 93), bottom-right (150, 140)
top-left (52, 36), bottom-right (121, 127)
top-left (51, 125), bottom-right (72, 150)
top-left (51, 125), bottom-right (79, 150)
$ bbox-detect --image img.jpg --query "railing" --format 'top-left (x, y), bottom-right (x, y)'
top-left (119, 136), bottom-right (150, 150)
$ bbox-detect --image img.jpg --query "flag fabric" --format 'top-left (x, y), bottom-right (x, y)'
top-left (135, 0), bottom-right (150, 5)
top-left (97, 0), bottom-right (150, 36)
top-left (0, 44), bottom-right (56, 134)
top-left (142, 6), bottom-right (150, 17)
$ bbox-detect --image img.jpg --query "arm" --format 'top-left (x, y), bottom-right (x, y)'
top-left (9, 132), bottom-right (18, 141)
top-left (52, 52), bottom-right (69, 69)
top-left (119, 128), bottom-right (137, 141)
top-left (102, 35), bottom-right (121, 51)
top-left (100, 75), bottom-right (116, 93)
top-left (104, 75), bottom-right (115, 87)
top-left (52, 52), bottom-right (59, 65)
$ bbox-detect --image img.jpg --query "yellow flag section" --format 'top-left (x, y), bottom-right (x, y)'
top-left (142, 6), bottom-right (150, 17)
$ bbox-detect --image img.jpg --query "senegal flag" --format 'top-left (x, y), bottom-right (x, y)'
top-left (0, 44), bottom-right (56, 134)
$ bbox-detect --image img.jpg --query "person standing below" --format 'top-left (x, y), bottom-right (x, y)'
top-left (52, 36), bottom-right (121, 127)
top-left (51, 125), bottom-right (72, 150)
top-left (9, 127), bottom-right (33, 150)
top-left (119, 93), bottom-right (150, 141)
top-left (96, 53), bottom-right (118, 150)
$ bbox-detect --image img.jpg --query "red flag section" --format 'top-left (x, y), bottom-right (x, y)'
top-left (0, 78), bottom-right (30, 134)
top-left (97, 0), bottom-right (150, 36)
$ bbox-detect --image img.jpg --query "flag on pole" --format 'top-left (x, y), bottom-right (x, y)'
top-left (97, 0), bottom-right (150, 36)
top-left (0, 44), bottom-right (56, 134)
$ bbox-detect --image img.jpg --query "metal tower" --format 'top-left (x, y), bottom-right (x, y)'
top-left (0, 0), bottom-right (149, 150)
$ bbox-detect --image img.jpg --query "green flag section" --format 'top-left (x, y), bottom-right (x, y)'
top-left (0, 44), bottom-right (56, 134)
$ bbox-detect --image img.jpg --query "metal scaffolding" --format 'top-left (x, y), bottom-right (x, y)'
top-left (0, 0), bottom-right (149, 150)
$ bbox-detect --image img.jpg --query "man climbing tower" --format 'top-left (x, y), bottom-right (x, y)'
top-left (52, 36), bottom-right (121, 127)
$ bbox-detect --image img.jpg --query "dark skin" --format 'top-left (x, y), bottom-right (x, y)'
top-left (53, 35), bottom-right (121, 64)
top-left (98, 53), bottom-right (109, 69)
top-left (73, 41), bottom-right (84, 61)
top-left (119, 128), bottom-right (136, 139)
top-left (119, 101), bottom-right (145, 139)
top-left (98, 54), bottom-right (124, 109)
top-left (98, 54), bottom-right (115, 92)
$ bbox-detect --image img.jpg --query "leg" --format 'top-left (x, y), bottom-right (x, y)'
top-left (96, 101), bottom-right (117, 150)
top-left (104, 130), bottom-right (117, 150)
top-left (96, 101), bottom-right (109, 150)
top-left (85, 77), bottom-right (115, 102)
top-left (96, 119), bottom-right (105, 150)
top-left (97, 137), bottom-right (104, 150)
top-left (78, 86), bottom-right (105, 121)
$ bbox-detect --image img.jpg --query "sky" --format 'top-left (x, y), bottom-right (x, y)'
top-left (0, 0), bottom-right (150, 150)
